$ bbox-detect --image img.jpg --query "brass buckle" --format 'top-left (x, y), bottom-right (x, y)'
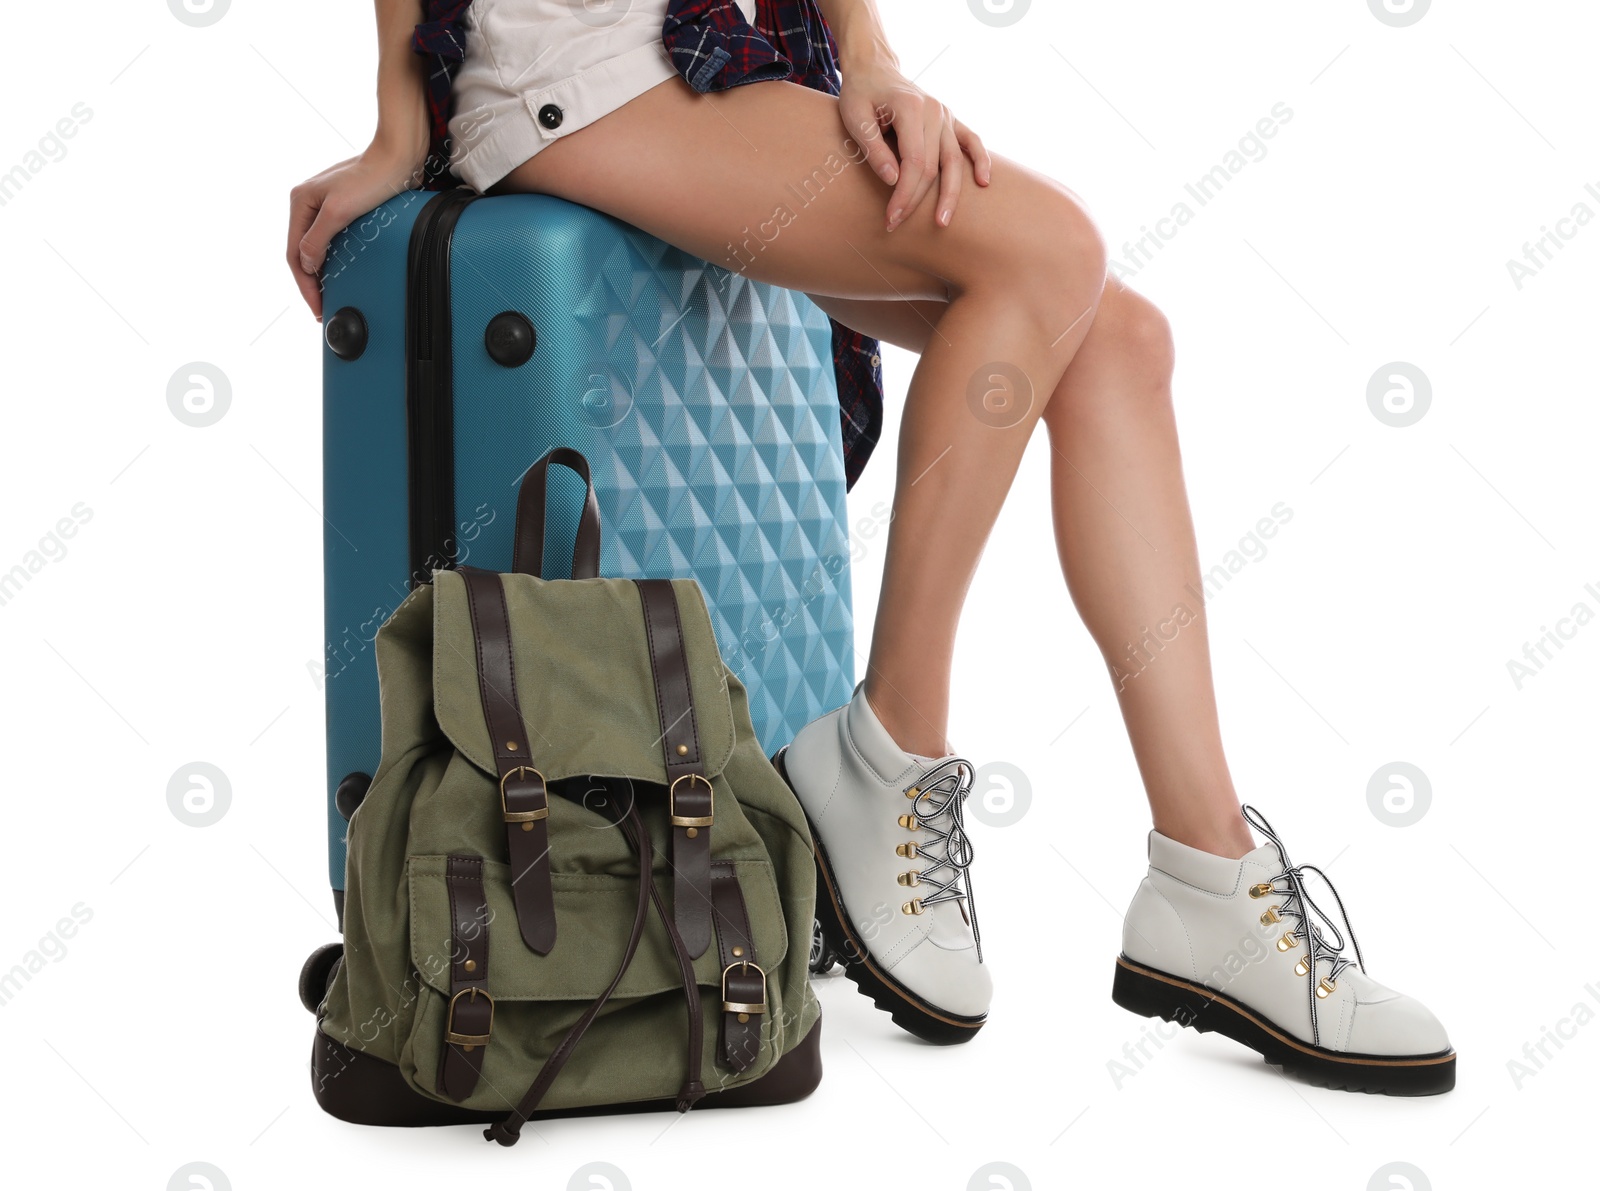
top-left (721, 962), bottom-right (766, 1016)
top-left (669, 773), bottom-right (714, 828)
top-left (445, 987), bottom-right (494, 1049)
top-left (500, 767), bottom-right (548, 824)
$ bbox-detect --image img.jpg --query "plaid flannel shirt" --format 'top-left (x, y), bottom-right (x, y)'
top-left (413, 0), bottom-right (883, 487)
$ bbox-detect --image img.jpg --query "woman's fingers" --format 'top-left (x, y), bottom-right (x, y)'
top-left (955, 120), bottom-right (992, 187)
top-left (896, 101), bottom-right (946, 230)
top-left (287, 184), bottom-right (318, 272)
top-left (936, 118), bottom-right (963, 227)
top-left (287, 149), bottom-right (420, 318)
top-left (883, 92), bottom-right (934, 228)
top-left (295, 191), bottom-right (363, 321)
top-left (914, 103), bottom-right (945, 216)
top-left (293, 258), bottom-right (323, 319)
top-left (287, 183), bottom-right (329, 318)
top-left (298, 197), bottom-right (350, 277)
top-left (842, 94), bottom-right (900, 187)
top-left (885, 92), bottom-right (933, 230)
top-left (838, 76), bottom-right (981, 231)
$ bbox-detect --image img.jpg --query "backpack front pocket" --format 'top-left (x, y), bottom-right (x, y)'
top-left (399, 853), bottom-right (790, 1112)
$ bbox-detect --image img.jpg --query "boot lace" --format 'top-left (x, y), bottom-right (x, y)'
top-left (900, 759), bottom-right (982, 961)
top-left (1243, 806), bottom-right (1366, 1046)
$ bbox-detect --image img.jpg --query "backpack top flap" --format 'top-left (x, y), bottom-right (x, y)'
top-left (430, 569), bottom-right (738, 785)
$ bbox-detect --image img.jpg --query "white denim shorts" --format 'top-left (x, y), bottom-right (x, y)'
top-left (448, 0), bottom-right (756, 193)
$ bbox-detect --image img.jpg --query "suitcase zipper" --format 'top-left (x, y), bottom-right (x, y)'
top-left (405, 187), bottom-right (479, 587)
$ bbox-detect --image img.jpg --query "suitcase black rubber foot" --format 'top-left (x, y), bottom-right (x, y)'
top-left (299, 942), bottom-right (344, 1014)
top-left (484, 311), bottom-right (536, 367)
top-left (335, 772), bottom-right (372, 821)
top-left (325, 307), bottom-right (368, 361)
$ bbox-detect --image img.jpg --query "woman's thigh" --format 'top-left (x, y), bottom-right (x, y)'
top-left (808, 293), bottom-right (946, 354)
top-left (811, 277), bottom-right (1160, 366)
top-left (495, 76), bottom-right (1100, 309)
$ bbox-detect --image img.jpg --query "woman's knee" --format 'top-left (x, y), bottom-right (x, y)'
top-left (955, 180), bottom-right (1108, 331)
top-left (1043, 190), bottom-right (1110, 311)
top-left (1042, 283), bottom-right (1176, 434)
top-left (1097, 284), bottom-right (1176, 386)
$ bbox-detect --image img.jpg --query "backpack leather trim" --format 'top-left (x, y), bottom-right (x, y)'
top-left (511, 446), bottom-right (601, 581)
top-left (438, 855), bottom-right (492, 1101)
top-left (461, 567), bottom-right (558, 956)
top-left (635, 578), bottom-right (714, 959)
top-left (710, 861), bottom-right (764, 1072)
top-left (310, 1018), bottom-right (824, 1127)
top-left (430, 573), bottom-right (738, 788)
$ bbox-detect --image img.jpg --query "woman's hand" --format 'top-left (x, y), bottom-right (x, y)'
top-left (837, 58), bottom-right (992, 232)
top-left (287, 130), bottom-right (428, 320)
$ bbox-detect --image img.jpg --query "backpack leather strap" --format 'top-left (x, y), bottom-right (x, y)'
top-left (710, 862), bottom-right (766, 1073)
top-left (461, 567), bottom-right (557, 955)
top-left (486, 799), bottom-right (700, 1146)
top-left (639, 816), bottom-right (707, 1111)
top-left (438, 855), bottom-right (493, 1101)
top-left (634, 579), bottom-right (714, 959)
top-left (512, 447), bottom-right (602, 581)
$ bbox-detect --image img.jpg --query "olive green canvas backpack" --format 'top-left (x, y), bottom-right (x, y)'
top-left (308, 450), bottom-right (822, 1144)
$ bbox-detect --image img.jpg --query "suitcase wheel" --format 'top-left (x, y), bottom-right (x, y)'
top-left (335, 772), bottom-right (372, 821)
top-left (484, 311), bottom-right (536, 368)
top-left (299, 941), bottom-right (344, 1014)
top-left (324, 307), bottom-right (368, 361)
top-left (808, 917), bottom-right (843, 976)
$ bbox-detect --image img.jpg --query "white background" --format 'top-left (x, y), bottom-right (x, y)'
top-left (2, 1), bottom-right (1596, 1188)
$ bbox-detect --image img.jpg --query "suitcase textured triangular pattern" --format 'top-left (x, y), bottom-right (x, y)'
top-left (321, 193), bottom-right (855, 890)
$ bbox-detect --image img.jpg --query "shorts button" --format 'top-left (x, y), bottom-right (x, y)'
top-left (538, 104), bottom-right (564, 130)
top-left (870, 354), bottom-right (881, 368)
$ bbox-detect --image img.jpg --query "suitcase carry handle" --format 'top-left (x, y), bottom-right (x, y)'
top-left (512, 448), bottom-right (602, 580)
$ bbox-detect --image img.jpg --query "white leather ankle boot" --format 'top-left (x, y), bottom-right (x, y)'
top-left (1115, 807), bottom-right (1454, 1094)
top-left (774, 684), bottom-right (989, 1043)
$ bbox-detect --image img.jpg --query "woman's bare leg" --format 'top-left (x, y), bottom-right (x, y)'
top-left (499, 78), bottom-right (1108, 757)
top-left (1039, 281), bottom-right (1252, 856)
top-left (816, 281), bottom-right (1254, 857)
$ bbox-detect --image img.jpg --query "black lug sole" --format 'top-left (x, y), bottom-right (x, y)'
top-left (773, 748), bottom-right (986, 1046)
top-left (1112, 954), bottom-right (1456, 1096)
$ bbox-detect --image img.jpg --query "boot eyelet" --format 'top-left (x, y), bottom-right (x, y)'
top-left (896, 871), bottom-right (921, 887)
top-left (1276, 931), bottom-right (1298, 953)
top-left (1294, 956), bottom-right (1312, 977)
top-left (1260, 907), bottom-right (1280, 926)
top-left (1316, 979), bottom-right (1337, 999)
top-left (897, 814), bottom-right (917, 829)
top-left (895, 842), bottom-right (918, 858)
top-left (904, 785), bottom-right (921, 800)
top-left (901, 899), bottom-right (925, 915)
top-left (1249, 883), bottom-right (1275, 899)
